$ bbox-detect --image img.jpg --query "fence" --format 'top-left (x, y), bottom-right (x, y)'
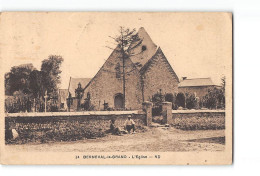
top-left (5, 96), bottom-right (59, 113)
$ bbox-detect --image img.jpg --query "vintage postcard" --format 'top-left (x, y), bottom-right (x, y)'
top-left (0, 12), bottom-right (232, 165)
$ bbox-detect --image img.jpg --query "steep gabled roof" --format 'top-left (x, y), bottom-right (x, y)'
top-left (178, 78), bottom-right (215, 87)
top-left (129, 27), bottom-right (158, 70)
top-left (83, 27), bottom-right (179, 91)
top-left (140, 47), bottom-right (180, 83)
top-left (83, 46), bottom-right (122, 91)
top-left (68, 77), bottom-right (91, 97)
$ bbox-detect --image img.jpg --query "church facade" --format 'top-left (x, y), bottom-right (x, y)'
top-left (78, 27), bottom-right (179, 110)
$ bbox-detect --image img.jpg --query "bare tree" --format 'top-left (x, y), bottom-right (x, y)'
top-left (107, 27), bottom-right (143, 109)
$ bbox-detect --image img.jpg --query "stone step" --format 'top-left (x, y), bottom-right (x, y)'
top-left (150, 122), bottom-right (166, 128)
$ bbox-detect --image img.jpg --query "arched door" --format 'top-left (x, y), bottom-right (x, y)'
top-left (114, 93), bottom-right (124, 109)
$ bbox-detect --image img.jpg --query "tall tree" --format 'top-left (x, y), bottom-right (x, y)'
top-left (41, 55), bottom-right (64, 99)
top-left (107, 27), bottom-right (143, 109)
top-left (29, 70), bottom-right (44, 98)
top-left (5, 63), bottom-right (36, 95)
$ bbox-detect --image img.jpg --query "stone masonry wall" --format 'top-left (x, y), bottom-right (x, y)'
top-left (5, 112), bottom-right (146, 143)
top-left (171, 110), bottom-right (225, 130)
top-left (84, 48), bottom-right (143, 110)
top-left (178, 86), bottom-right (215, 99)
top-left (142, 48), bottom-right (179, 101)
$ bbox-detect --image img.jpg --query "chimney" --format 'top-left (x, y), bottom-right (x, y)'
top-left (182, 77), bottom-right (187, 81)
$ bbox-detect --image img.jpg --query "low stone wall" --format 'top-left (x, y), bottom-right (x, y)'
top-left (171, 110), bottom-right (225, 130)
top-left (172, 110), bottom-right (225, 118)
top-left (5, 111), bottom-right (146, 144)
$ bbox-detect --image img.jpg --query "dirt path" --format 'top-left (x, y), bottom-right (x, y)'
top-left (5, 127), bottom-right (225, 152)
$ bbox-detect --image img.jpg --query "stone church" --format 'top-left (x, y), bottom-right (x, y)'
top-left (67, 27), bottom-right (179, 111)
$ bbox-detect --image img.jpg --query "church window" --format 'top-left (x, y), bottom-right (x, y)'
top-left (115, 62), bottom-right (121, 78)
top-left (142, 45), bottom-right (147, 51)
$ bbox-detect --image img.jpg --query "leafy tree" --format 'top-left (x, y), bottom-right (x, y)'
top-left (5, 64), bottom-right (36, 95)
top-left (202, 88), bottom-right (218, 109)
top-left (201, 77), bottom-right (225, 109)
top-left (5, 56), bottom-right (64, 112)
top-left (41, 55), bottom-right (64, 99)
top-left (29, 70), bottom-right (44, 98)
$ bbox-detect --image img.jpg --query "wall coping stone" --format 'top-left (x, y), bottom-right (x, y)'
top-left (172, 110), bottom-right (225, 114)
top-left (5, 110), bottom-right (144, 118)
top-left (162, 102), bottom-right (172, 105)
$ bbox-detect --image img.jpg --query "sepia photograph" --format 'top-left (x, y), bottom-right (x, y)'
top-left (0, 12), bottom-right (232, 164)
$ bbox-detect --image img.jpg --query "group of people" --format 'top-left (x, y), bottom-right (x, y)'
top-left (108, 114), bottom-right (136, 135)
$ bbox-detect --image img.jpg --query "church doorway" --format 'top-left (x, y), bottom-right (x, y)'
top-left (114, 93), bottom-right (124, 109)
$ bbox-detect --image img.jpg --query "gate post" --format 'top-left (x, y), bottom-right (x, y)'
top-left (142, 101), bottom-right (153, 126)
top-left (162, 102), bottom-right (172, 124)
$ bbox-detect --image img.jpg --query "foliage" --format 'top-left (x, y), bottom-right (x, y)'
top-left (5, 116), bottom-right (146, 144)
top-left (150, 91), bottom-right (199, 110)
top-left (172, 116), bottom-right (225, 130)
top-left (201, 87), bottom-right (225, 109)
top-left (29, 70), bottom-right (44, 98)
top-left (108, 27), bottom-right (142, 59)
top-left (6, 121), bottom-right (106, 144)
top-left (185, 93), bottom-right (198, 109)
top-left (151, 90), bottom-right (165, 106)
top-left (5, 55), bottom-right (64, 113)
top-left (5, 64), bottom-right (36, 96)
top-left (41, 55), bottom-right (64, 99)
top-left (151, 90), bottom-right (164, 116)
top-left (175, 93), bottom-right (185, 108)
top-left (200, 76), bottom-right (225, 109)
top-left (5, 91), bottom-right (33, 113)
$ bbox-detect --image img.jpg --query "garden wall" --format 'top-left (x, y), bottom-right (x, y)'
top-left (5, 111), bottom-right (146, 144)
top-left (171, 110), bottom-right (225, 130)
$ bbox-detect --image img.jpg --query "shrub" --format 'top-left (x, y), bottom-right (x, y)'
top-left (185, 93), bottom-right (198, 109)
top-left (202, 87), bottom-right (225, 109)
top-left (176, 93), bottom-right (185, 108)
top-left (172, 116), bottom-right (225, 130)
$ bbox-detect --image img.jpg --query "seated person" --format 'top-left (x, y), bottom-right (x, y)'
top-left (109, 119), bottom-right (121, 135)
top-left (124, 115), bottom-right (136, 133)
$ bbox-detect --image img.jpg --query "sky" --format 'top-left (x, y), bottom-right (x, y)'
top-left (0, 12), bottom-right (232, 89)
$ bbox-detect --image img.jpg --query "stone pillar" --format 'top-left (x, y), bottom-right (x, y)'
top-left (162, 102), bottom-right (172, 124)
top-left (142, 101), bottom-right (153, 126)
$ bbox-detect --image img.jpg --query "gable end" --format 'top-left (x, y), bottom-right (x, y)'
top-left (140, 47), bottom-right (179, 83)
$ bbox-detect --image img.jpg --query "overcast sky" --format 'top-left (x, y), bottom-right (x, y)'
top-left (0, 12), bottom-right (232, 89)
